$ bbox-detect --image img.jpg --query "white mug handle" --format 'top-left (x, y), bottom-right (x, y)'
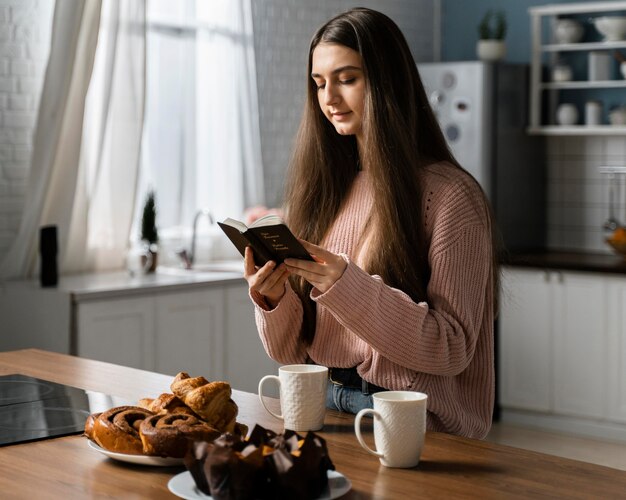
top-left (258, 375), bottom-right (283, 421)
top-left (354, 408), bottom-right (384, 458)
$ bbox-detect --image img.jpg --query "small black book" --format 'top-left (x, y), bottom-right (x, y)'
top-left (217, 215), bottom-right (313, 266)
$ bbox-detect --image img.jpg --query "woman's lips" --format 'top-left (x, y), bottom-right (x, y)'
top-left (331, 111), bottom-right (352, 121)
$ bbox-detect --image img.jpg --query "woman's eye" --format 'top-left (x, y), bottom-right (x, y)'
top-left (340, 78), bottom-right (355, 85)
top-left (316, 83), bottom-right (325, 90)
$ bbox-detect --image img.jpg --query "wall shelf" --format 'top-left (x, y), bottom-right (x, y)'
top-left (528, 125), bottom-right (626, 136)
top-left (542, 41), bottom-right (626, 52)
top-left (529, 1), bottom-right (626, 135)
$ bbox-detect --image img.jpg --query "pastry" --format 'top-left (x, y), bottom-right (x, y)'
top-left (91, 406), bottom-right (154, 455)
top-left (83, 412), bottom-right (101, 440)
top-left (139, 413), bottom-right (221, 458)
top-left (171, 372), bottom-right (238, 432)
top-left (184, 424), bottom-right (335, 500)
top-left (138, 393), bottom-right (198, 416)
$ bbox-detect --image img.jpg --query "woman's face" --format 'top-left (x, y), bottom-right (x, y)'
top-left (311, 43), bottom-right (365, 142)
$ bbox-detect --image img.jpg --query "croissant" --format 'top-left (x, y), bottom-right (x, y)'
top-left (138, 393), bottom-right (198, 417)
top-left (171, 372), bottom-right (238, 433)
top-left (91, 406), bottom-right (154, 455)
top-left (140, 413), bottom-right (221, 458)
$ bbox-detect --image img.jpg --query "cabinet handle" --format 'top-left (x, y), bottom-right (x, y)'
top-left (557, 272), bottom-right (564, 284)
top-left (544, 271), bottom-right (551, 283)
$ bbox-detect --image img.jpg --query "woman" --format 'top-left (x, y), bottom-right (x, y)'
top-left (244, 8), bottom-right (498, 439)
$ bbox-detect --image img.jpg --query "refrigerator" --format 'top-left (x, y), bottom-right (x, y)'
top-left (417, 61), bottom-right (546, 252)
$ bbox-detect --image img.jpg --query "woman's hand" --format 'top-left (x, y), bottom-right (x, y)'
top-left (243, 247), bottom-right (290, 308)
top-left (284, 240), bottom-right (347, 294)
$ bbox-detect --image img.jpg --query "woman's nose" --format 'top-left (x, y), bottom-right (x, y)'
top-left (323, 84), bottom-right (339, 105)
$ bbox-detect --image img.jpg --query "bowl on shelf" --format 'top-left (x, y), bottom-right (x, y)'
top-left (554, 19), bottom-right (584, 44)
top-left (592, 16), bottom-right (626, 41)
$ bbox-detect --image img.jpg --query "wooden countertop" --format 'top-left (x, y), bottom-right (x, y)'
top-left (1, 349), bottom-right (625, 499)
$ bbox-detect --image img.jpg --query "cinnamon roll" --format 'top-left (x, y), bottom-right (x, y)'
top-left (139, 413), bottom-right (221, 458)
top-left (91, 406), bottom-right (154, 455)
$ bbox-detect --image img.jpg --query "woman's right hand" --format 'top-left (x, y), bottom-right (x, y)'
top-left (243, 246), bottom-right (290, 308)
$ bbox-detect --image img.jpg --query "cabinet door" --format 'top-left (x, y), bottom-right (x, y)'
top-left (553, 272), bottom-right (607, 419)
top-left (224, 282), bottom-right (280, 394)
top-left (154, 289), bottom-right (224, 379)
top-left (77, 296), bottom-right (155, 370)
top-left (607, 276), bottom-right (626, 423)
top-left (499, 268), bottom-right (552, 411)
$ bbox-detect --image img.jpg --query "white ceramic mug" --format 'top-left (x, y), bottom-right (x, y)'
top-left (258, 364), bottom-right (328, 431)
top-left (354, 391), bottom-right (428, 468)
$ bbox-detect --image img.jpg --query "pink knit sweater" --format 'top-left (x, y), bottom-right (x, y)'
top-left (250, 162), bottom-right (495, 439)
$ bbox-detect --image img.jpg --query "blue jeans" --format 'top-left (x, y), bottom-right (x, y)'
top-left (326, 383), bottom-right (374, 414)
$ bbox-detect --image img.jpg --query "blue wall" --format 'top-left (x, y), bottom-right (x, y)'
top-left (441, 0), bottom-right (601, 63)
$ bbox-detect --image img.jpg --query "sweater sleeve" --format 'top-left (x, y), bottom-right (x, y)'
top-left (312, 220), bottom-right (492, 376)
top-left (250, 282), bottom-right (308, 364)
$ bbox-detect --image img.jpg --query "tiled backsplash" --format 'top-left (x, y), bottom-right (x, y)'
top-left (547, 136), bottom-right (626, 254)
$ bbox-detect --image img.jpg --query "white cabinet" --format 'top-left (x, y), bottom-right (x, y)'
top-left (607, 277), bottom-right (626, 423)
top-left (500, 267), bottom-right (626, 439)
top-left (528, 1), bottom-right (626, 135)
top-left (223, 283), bottom-right (280, 394)
top-left (154, 288), bottom-right (224, 379)
top-left (77, 295), bottom-right (155, 370)
top-left (499, 269), bottom-right (552, 411)
top-left (75, 281), bottom-right (279, 395)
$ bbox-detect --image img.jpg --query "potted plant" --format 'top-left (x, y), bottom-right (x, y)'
top-left (477, 10), bottom-right (507, 61)
top-left (140, 190), bottom-right (159, 273)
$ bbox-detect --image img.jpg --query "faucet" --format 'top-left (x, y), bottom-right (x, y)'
top-left (187, 208), bottom-right (214, 267)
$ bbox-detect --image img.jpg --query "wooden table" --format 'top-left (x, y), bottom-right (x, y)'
top-left (1, 349), bottom-right (624, 499)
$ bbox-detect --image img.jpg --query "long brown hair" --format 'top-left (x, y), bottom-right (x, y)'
top-left (285, 8), bottom-right (498, 344)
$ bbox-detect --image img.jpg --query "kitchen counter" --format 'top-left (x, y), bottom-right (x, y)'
top-left (1, 349), bottom-right (625, 499)
top-left (506, 250), bottom-right (626, 274)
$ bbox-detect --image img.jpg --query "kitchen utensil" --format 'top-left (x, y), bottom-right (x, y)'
top-left (592, 16), bottom-right (626, 41)
top-left (354, 391), bottom-right (428, 468)
top-left (554, 19), bottom-right (584, 44)
top-left (258, 364), bottom-right (328, 431)
top-left (603, 172), bottom-right (621, 232)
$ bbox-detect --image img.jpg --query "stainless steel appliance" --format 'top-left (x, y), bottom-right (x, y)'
top-left (0, 374), bottom-right (127, 447)
top-left (418, 61), bottom-right (545, 251)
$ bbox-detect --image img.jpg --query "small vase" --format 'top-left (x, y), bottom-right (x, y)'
top-left (556, 103), bottom-right (578, 126)
top-left (476, 40), bottom-right (506, 61)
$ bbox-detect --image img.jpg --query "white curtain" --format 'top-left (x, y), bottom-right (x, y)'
top-left (65, 0), bottom-right (145, 273)
top-left (195, 0), bottom-right (264, 223)
top-left (0, 0), bottom-right (102, 279)
top-left (0, 0), bottom-right (146, 279)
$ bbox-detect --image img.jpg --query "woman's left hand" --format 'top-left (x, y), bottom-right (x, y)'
top-left (284, 240), bottom-right (347, 294)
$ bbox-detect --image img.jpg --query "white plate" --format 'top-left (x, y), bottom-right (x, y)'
top-left (168, 469), bottom-right (351, 500)
top-left (87, 439), bottom-right (184, 467)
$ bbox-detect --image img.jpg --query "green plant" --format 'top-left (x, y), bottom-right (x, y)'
top-left (141, 190), bottom-right (158, 245)
top-left (478, 10), bottom-right (507, 40)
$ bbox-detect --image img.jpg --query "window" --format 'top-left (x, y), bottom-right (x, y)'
top-left (134, 0), bottom-right (264, 263)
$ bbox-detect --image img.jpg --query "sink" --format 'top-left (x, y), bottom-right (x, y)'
top-left (160, 260), bottom-right (244, 275)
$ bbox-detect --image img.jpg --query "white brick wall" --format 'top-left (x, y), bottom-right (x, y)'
top-left (0, 0), bottom-right (53, 259)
